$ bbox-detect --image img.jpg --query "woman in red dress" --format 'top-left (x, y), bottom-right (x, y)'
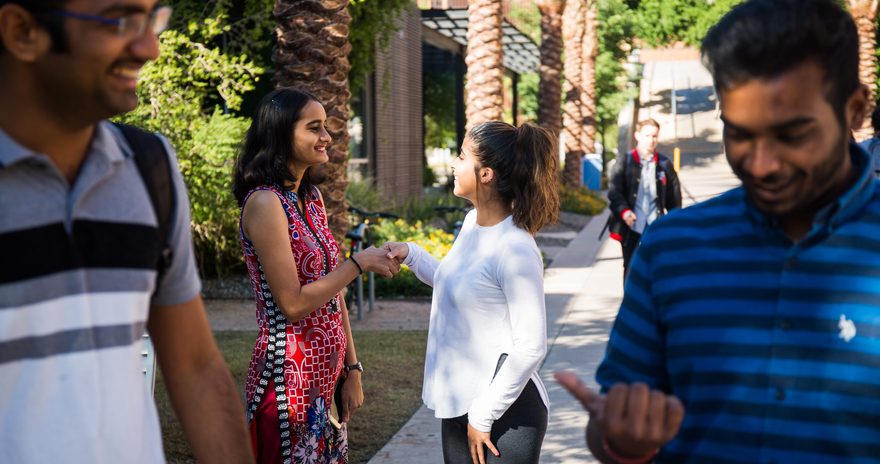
top-left (232, 88), bottom-right (399, 463)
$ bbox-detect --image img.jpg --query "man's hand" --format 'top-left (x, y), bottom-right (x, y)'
top-left (467, 423), bottom-right (499, 464)
top-left (623, 211), bottom-right (637, 228)
top-left (555, 371), bottom-right (685, 460)
top-left (340, 371), bottom-right (364, 422)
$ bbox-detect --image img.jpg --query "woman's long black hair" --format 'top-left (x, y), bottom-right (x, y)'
top-left (232, 87), bottom-right (321, 206)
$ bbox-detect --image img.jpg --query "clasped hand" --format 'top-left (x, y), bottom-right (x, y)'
top-left (352, 246), bottom-right (401, 277)
top-left (381, 241), bottom-right (409, 263)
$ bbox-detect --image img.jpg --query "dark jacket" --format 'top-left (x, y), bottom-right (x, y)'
top-left (606, 149), bottom-right (682, 241)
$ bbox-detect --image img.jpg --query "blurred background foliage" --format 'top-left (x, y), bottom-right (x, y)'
top-left (120, 0), bottom-right (416, 277)
top-left (126, 0), bottom-right (865, 277)
top-left (116, 3), bottom-right (265, 277)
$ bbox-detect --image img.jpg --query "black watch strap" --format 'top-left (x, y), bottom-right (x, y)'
top-left (345, 361), bottom-right (364, 373)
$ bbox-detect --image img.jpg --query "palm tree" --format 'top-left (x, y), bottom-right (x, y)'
top-left (848, 0), bottom-right (879, 139)
top-left (580, 0), bottom-right (599, 159)
top-left (274, 0), bottom-right (352, 241)
top-left (466, 0), bottom-right (505, 130)
top-left (561, 0), bottom-right (585, 187)
top-left (537, 0), bottom-right (565, 138)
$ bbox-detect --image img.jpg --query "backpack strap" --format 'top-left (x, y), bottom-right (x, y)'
top-left (114, 123), bottom-right (175, 285)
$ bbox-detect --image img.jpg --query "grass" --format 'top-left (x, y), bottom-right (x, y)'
top-left (156, 330), bottom-right (428, 464)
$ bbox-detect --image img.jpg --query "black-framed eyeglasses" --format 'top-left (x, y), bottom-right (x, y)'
top-left (52, 5), bottom-right (173, 38)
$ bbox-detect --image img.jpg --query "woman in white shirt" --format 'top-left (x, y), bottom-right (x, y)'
top-left (384, 121), bottom-right (559, 464)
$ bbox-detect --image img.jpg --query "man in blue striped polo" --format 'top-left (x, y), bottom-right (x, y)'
top-left (557, 0), bottom-right (880, 462)
top-left (0, 1), bottom-right (252, 463)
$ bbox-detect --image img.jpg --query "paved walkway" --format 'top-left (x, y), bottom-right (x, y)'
top-left (369, 54), bottom-right (739, 463)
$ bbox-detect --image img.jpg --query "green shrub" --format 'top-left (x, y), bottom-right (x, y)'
top-left (116, 13), bottom-right (262, 277)
top-left (559, 184), bottom-right (608, 216)
top-left (367, 219), bottom-right (455, 298)
top-left (345, 178), bottom-right (386, 213)
top-left (345, 182), bottom-right (468, 231)
top-left (370, 219), bottom-right (454, 255)
top-left (185, 111), bottom-right (251, 275)
top-left (396, 191), bottom-right (469, 224)
top-left (373, 270), bottom-right (433, 298)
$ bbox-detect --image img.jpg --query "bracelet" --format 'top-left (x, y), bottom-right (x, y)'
top-left (349, 255), bottom-right (363, 275)
top-left (602, 438), bottom-right (658, 464)
top-left (345, 362), bottom-right (364, 373)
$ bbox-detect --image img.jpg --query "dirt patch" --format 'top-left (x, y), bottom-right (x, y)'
top-left (204, 298), bottom-right (431, 332)
top-left (348, 298), bottom-right (431, 331)
top-left (202, 275), bottom-right (252, 300)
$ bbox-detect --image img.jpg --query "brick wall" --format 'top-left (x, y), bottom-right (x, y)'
top-left (373, 4), bottom-right (424, 203)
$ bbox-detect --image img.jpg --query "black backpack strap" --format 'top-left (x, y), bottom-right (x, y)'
top-left (114, 123), bottom-right (175, 285)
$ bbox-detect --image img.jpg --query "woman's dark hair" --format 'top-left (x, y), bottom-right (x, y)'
top-left (701, 0), bottom-right (859, 124)
top-left (232, 87), bottom-right (321, 206)
top-left (467, 121), bottom-right (560, 235)
top-left (0, 0), bottom-right (68, 52)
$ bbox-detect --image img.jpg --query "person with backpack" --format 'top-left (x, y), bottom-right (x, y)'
top-left (0, 1), bottom-right (252, 462)
top-left (606, 119), bottom-right (682, 282)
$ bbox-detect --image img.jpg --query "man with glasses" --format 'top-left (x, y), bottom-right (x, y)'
top-left (0, 1), bottom-right (253, 463)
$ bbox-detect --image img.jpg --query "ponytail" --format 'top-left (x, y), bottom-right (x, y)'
top-left (512, 123), bottom-right (560, 234)
top-left (468, 121), bottom-right (560, 234)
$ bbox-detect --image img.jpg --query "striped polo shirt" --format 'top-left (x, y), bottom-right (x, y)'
top-left (597, 145), bottom-right (880, 463)
top-left (0, 122), bottom-right (200, 463)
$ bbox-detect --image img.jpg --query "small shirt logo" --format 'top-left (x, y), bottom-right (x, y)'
top-left (838, 314), bottom-right (857, 343)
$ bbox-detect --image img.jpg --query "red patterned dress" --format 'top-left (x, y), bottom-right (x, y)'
top-left (240, 185), bottom-right (348, 464)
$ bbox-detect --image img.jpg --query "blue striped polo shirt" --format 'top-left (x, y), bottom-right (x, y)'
top-left (596, 145), bottom-right (880, 463)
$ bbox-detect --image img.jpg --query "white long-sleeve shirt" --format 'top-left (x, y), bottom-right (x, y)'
top-left (403, 210), bottom-right (549, 432)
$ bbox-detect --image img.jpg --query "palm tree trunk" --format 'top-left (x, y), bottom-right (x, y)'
top-left (537, 0), bottom-right (565, 138)
top-left (466, 0), bottom-right (505, 130)
top-left (274, 0), bottom-right (352, 243)
top-left (562, 0), bottom-right (586, 187)
top-left (580, 0), bottom-right (598, 158)
top-left (849, 0), bottom-right (879, 140)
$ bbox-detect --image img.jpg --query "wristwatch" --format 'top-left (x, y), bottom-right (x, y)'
top-left (345, 362), bottom-right (364, 373)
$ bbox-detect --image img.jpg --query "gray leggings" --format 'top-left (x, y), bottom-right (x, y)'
top-left (441, 380), bottom-right (548, 464)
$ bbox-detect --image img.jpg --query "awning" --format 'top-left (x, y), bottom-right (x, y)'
top-left (421, 8), bottom-right (540, 75)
